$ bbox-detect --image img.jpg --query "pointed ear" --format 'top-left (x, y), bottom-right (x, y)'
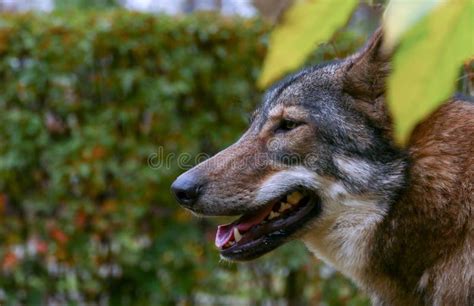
top-left (343, 28), bottom-right (396, 139)
top-left (343, 28), bottom-right (392, 99)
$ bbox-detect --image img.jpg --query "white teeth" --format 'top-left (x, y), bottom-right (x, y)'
top-left (287, 191), bottom-right (303, 205)
top-left (268, 211), bottom-right (280, 220)
top-left (279, 202), bottom-right (292, 212)
top-left (233, 227), bottom-right (242, 242)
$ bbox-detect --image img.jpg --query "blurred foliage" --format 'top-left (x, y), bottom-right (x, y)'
top-left (258, 0), bottom-right (358, 88)
top-left (54, 0), bottom-right (120, 10)
top-left (0, 11), bottom-right (371, 305)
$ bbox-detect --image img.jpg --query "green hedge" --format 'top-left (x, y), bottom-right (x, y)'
top-left (0, 11), bottom-right (368, 305)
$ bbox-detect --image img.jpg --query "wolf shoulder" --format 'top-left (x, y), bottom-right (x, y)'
top-left (407, 94), bottom-right (473, 180)
top-left (393, 95), bottom-right (473, 306)
top-left (408, 95), bottom-right (474, 151)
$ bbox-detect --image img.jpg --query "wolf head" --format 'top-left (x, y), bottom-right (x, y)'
top-left (172, 29), bottom-right (407, 261)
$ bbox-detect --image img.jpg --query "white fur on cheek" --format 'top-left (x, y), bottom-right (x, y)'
top-left (254, 167), bottom-right (321, 205)
top-left (328, 182), bottom-right (347, 200)
top-left (334, 156), bottom-right (373, 184)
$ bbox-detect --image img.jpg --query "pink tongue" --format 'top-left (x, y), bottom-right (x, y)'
top-left (215, 204), bottom-right (274, 248)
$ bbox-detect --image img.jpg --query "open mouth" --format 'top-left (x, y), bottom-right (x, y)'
top-left (216, 190), bottom-right (322, 261)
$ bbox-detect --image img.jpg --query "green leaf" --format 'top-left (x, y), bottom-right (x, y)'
top-left (257, 0), bottom-right (358, 88)
top-left (388, 0), bottom-right (474, 143)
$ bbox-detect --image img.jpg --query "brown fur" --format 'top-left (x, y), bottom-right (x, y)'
top-left (368, 101), bottom-right (474, 305)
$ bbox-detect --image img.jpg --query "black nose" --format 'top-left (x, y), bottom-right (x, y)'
top-left (171, 173), bottom-right (203, 207)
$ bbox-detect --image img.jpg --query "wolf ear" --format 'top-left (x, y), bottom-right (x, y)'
top-left (343, 28), bottom-right (391, 99)
top-left (343, 28), bottom-right (395, 138)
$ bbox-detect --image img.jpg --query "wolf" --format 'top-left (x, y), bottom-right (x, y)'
top-left (171, 29), bottom-right (473, 305)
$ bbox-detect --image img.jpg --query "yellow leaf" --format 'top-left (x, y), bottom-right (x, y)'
top-left (388, 0), bottom-right (474, 143)
top-left (383, 0), bottom-right (444, 50)
top-left (258, 0), bottom-right (358, 88)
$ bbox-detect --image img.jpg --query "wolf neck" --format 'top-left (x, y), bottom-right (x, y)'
top-left (302, 157), bottom-right (408, 298)
top-left (302, 197), bottom-right (386, 286)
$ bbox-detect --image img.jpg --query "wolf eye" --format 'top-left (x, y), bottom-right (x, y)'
top-left (275, 119), bottom-right (301, 133)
